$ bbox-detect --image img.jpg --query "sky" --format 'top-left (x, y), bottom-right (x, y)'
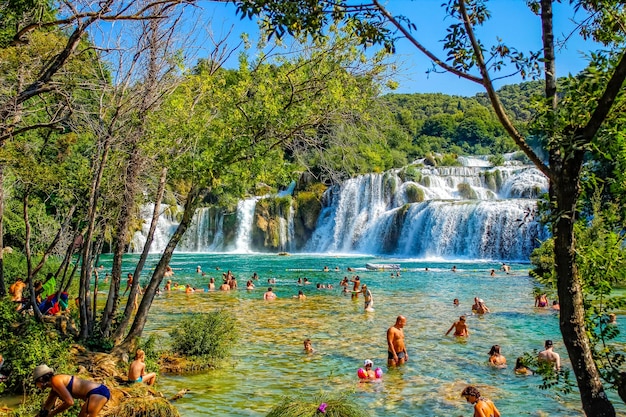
top-left (188, 1), bottom-right (599, 97)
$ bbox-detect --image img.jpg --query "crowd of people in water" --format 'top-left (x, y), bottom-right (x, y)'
top-left (19, 261), bottom-right (583, 416)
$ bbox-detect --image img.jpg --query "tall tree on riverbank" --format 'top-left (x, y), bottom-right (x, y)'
top-left (117, 32), bottom-right (391, 351)
top-left (226, 0), bottom-right (626, 415)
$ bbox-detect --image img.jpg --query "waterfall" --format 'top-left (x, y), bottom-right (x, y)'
top-left (232, 198), bottom-right (259, 253)
top-left (305, 162), bottom-right (549, 260)
top-left (131, 162), bottom-right (549, 260)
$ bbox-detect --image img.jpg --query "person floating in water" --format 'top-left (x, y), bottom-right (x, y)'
top-left (446, 315), bottom-right (469, 337)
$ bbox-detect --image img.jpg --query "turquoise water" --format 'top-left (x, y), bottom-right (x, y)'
top-left (35, 253), bottom-right (626, 415)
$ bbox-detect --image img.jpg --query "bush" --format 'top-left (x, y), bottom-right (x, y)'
top-left (0, 300), bottom-right (73, 395)
top-left (405, 184), bottom-right (424, 203)
top-left (457, 183), bottom-right (478, 200)
top-left (169, 310), bottom-right (238, 359)
top-left (488, 154), bottom-right (505, 166)
top-left (267, 392), bottom-right (369, 417)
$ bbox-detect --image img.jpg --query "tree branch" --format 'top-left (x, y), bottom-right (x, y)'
top-left (458, 0), bottom-right (552, 180)
top-left (372, 0), bottom-right (483, 85)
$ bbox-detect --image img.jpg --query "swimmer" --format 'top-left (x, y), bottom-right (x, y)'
top-left (246, 280), bottom-right (255, 290)
top-left (264, 287), bottom-right (277, 300)
top-left (538, 339), bottom-right (561, 370)
top-left (501, 263), bottom-right (511, 273)
top-left (185, 284), bottom-right (194, 293)
top-left (303, 339), bottom-right (314, 353)
top-left (196, 265), bottom-right (202, 274)
top-left (551, 300), bottom-right (560, 311)
top-left (446, 315), bottom-right (469, 337)
top-left (514, 357), bottom-right (533, 375)
top-left (535, 293), bottom-right (548, 308)
top-left (490, 269), bottom-right (496, 277)
top-left (461, 385), bottom-right (500, 417)
top-left (453, 298), bottom-right (459, 306)
top-left (208, 277), bottom-right (215, 291)
top-left (361, 359), bottom-right (381, 380)
top-left (488, 345), bottom-right (507, 367)
top-left (451, 265), bottom-right (457, 272)
top-left (295, 290), bottom-right (306, 300)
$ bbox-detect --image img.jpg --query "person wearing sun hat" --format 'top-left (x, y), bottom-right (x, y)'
top-left (33, 364), bottom-right (110, 417)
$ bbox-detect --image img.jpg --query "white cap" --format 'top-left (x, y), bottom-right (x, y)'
top-left (364, 359), bottom-right (373, 367)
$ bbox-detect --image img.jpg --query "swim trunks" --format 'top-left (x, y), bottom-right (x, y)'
top-left (86, 384), bottom-right (111, 400)
top-left (134, 376), bottom-right (143, 383)
top-left (538, 302), bottom-right (547, 307)
top-left (388, 351), bottom-right (406, 360)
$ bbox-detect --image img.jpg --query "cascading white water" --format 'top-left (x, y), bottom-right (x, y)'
top-left (232, 198), bottom-right (259, 253)
top-left (131, 162), bottom-right (549, 260)
top-left (129, 204), bottom-right (180, 253)
top-left (305, 162), bottom-right (549, 260)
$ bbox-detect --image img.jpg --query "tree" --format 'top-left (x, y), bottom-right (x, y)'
top-left (116, 29), bottom-right (390, 351)
top-left (227, 0), bottom-right (626, 415)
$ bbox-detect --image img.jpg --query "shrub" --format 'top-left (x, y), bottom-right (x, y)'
top-left (398, 165), bottom-right (422, 183)
top-left (405, 184), bottom-right (424, 203)
top-left (169, 310), bottom-right (238, 359)
top-left (0, 300), bottom-right (73, 394)
top-left (266, 392), bottom-right (369, 417)
top-left (438, 153), bottom-right (461, 166)
top-left (457, 183), bottom-right (478, 200)
top-left (488, 154), bottom-right (505, 166)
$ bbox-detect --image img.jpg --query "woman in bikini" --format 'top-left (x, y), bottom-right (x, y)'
top-left (33, 364), bottom-right (110, 417)
top-left (461, 385), bottom-right (500, 417)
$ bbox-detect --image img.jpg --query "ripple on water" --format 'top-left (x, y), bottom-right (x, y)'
top-left (96, 254), bottom-right (626, 416)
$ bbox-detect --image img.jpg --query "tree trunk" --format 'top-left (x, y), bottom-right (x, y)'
top-left (551, 155), bottom-right (615, 417)
top-left (113, 167), bottom-right (168, 344)
top-left (78, 137), bottom-right (112, 339)
top-left (115, 186), bottom-right (203, 354)
top-left (101, 143), bottom-right (143, 337)
top-left (0, 164), bottom-right (5, 297)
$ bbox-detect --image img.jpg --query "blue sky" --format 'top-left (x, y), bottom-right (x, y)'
top-left (195, 1), bottom-right (598, 96)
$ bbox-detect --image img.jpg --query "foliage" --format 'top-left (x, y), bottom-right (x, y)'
top-left (169, 310), bottom-right (238, 360)
top-left (107, 396), bottom-right (180, 417)
top-left (266, 392), bottom-right (370, 417)
top-left (518, 352), bottom-right (576, 395)
top-left (457, 183), bottom-right (477, 200)
top-left (488, 154), bottom-right (505, 166)
top-left (530, 196), bottom-right (626, 392)
top-left (529, 238), bottom-right (555, 278)
top-left (2, 250), bottom-right (61, 284)
top-left (0, 300), bottom-right (72, 394)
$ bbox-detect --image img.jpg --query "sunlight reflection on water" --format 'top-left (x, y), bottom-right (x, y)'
top-left (111, 253), bottom-right (625, 417)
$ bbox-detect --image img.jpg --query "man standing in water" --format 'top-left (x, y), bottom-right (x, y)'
top-left (538, 339), bottom-right (561, 370)
top-left (387, 315), bottom-right (408, 366)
